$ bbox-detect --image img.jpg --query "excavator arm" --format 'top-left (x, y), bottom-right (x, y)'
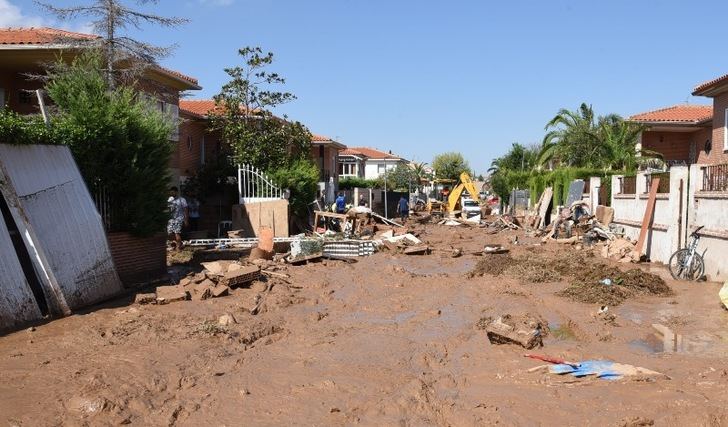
top-left (446, 172), bottom-right (480, 212)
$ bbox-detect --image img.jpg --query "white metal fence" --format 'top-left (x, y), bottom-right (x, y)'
top-left (237, 163), bottom-right (284, 204)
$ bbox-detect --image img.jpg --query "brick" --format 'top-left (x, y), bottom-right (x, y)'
top-left (155, 285), bottom-right (189, 304)
top-left (220, 266), bottom-right (260, 288)
top-left (211, 285), bottom-right (230, 298)
top-left (134, 293), bottom-right (157, 305)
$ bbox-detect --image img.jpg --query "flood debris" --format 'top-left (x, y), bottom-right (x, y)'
top-left (155, 285), bottom-right (189, 305)
top-left (525, 353), bottom-right (668, 381)
top-left (480, 314), bottom-right (547, 349)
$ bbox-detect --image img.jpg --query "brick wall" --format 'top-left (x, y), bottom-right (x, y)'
top-left (175, 115), bottom-right (222, 175)
top-left (641, 130), bottom-right (695, 162)
top-left (706, 92), bottom-right (728, 165)
top-left (107, 232), bottom-right (167, 287)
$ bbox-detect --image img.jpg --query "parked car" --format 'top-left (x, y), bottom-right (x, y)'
top-left (461, 197), bottom-right (481, 218)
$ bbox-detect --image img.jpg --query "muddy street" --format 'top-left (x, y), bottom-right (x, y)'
top-left (2, 224), bottom-right (728, 426)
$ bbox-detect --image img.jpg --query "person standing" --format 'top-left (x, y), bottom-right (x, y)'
top-left (335, 192), bottom-right (346, 214)
top-left (167, 186), bottom-right (188, 251)
top-left (358, 193), bottom-right (367, 207)
top-left (397, 195), bottom-right (409, 223)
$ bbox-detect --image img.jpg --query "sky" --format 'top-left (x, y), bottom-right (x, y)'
top-left (4, 0), bottom-right (728, 173)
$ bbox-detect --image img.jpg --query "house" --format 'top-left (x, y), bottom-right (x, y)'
top-left (0, 27), bottom-right (201, 286)
top-left (0, 27), bottom-right (202, 183)
top-left (692, 73), bottom-right (728, 165)
top-left (339, 147), bottom-right (407, 180)
top-left (178, 99), bottom-right (346, 184)
top-left (310, 134), bottom-right (347, 200)
top-left (628, 104), bottom-right (712, 166)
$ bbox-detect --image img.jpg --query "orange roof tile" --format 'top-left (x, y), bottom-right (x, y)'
top-left (0, 27), bottom-right (99, 44)
top-left (693, 73), bottom-right (728, 96)
top-left (0, 27), bottom-right (199, 88)
top-left (628, 104), bottom-right (712, 125)
top-left (340, 147), bottom-right (401, 159)
top-left (179, 99), bottom-right (219, 118)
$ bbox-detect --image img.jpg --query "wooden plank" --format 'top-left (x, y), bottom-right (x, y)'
top-left (537, 187), bottom-right (553, 229)
top-left (635, 177), bottom-right (660, 255)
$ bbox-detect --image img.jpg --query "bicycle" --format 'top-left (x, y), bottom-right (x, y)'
top-left (668, 225), bottom-right (705, 281)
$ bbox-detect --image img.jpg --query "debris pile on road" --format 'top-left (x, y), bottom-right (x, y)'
top-left (136, 261), bottom-right (263, 305)
top-left (478, 314), bottom-right (548, 349)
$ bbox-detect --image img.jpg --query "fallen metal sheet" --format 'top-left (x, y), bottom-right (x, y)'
top-left (0, 208), bottom-right (43, 331)
top-left (0, 144), bottom-right (122, 312)
top-left (322, 240), bottom-right (376, 258)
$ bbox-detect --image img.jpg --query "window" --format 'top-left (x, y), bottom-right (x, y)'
top-left (187, 135), bottom-right (193, 151)
top-left (377, 163), bottom-right (386, 175)
top-left (339, 163), bottom-right (356, 176)
top-left (18, 90), bottom-right (32, 105)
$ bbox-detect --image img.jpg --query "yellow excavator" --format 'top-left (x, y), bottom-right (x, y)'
top-left (428, 172), bottom-right (480, 217)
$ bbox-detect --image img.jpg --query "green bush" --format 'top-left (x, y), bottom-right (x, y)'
top-left (0, 109), bottom-right (59, 145)
top-left (269, 159), bottom-right (319, 219)
top-left (339, 177), bottom-right (378, 190)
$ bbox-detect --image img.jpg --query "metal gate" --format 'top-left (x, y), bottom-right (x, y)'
top-left (238, 163), bottom-right (284, 204)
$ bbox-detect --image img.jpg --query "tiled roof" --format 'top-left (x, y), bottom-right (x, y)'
top-left (693, 73), bottom-right (728, 96)
top-left (179, 99), bottom-right (218, 118)
top-left (628, 104), bottom-right (712, 125)
top-left (340, 147), bottom-right (401, 159)
top-left (312, 134), bottom-right (333, 142)
top-left (179, 99), bottom-right (264, 118)
top-left (0, 27), bottom-right (199, 88)
top-left (0, 27), bottom-right (99, 44)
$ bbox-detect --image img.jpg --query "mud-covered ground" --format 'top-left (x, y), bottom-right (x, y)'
top-left (2, 224), bottom-right (728, 426)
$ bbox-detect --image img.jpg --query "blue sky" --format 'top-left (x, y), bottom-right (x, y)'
top-left (4, 0), bottom-right (728, 173)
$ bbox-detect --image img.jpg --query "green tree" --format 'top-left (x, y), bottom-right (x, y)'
top-left (489, 143), bottom-right (539, 173)
top-left (269, 159), bottom-right (319, 219)
top-left (212, 47), bottom-right (312, 173)
top-left (432, 152), bottom-right (470, 180)
top-left (538, 103), bottom-right (601, 168)
top-left (42, 51), bottom-right (172, 235)
top-left (380, 163), bottom-right (416, 191)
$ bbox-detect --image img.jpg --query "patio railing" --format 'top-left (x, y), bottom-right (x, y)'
top-left (702, 164), bottom-right (728, 192)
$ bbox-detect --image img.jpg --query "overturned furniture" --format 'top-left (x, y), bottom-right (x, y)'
top-left (0, 144), bottom-right (123, 332)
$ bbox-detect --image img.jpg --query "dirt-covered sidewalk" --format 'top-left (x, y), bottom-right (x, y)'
top-left (1, 224), bottom-right (728, 426)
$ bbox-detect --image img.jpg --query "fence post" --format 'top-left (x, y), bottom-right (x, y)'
top-left (611, 174), bottom-right (622, 206)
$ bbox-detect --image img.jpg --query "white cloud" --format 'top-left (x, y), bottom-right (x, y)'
top-left (0, 0), bottom-right (45, 27)
top-left (199, 0), bottom-right (234, 6)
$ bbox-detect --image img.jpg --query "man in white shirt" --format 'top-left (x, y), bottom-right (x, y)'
top-left (167, 186), bottom-right (188, 251)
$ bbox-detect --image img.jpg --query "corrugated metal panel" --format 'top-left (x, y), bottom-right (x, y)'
top-left (0, 208), bottom-right (43, 331)
top-left (0, 144), bottom-right (123, 310)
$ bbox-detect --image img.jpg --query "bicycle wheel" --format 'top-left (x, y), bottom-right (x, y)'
top-left (669, 249), bottom-right (704, 281)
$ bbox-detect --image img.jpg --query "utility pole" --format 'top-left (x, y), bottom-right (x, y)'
top-left (383, 159), bottom-right (388, 218)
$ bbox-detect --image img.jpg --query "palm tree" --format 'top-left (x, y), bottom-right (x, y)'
top-left (538, 103), bottom-right (600, 168)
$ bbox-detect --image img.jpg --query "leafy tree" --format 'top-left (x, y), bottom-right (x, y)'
top-left (380, 163), bottom-right (416, 191)
top-left (0, 51), bottom-right (174, 235)
top-left (538, 103), bottom-right (601, 168)
top-left (212, 47), bottom-right (312, 172)
top-left (432, 152), bottom-right (470, 180)
top-left (410, 162), bottom-right (432, 185)
top-left (269, 159), bottom-right (319, 219)
top-left (37, 0), bottom-right (188, 87)
top-left (489, 143), bottom-right (539, 173)
top-left (339, 177), bottom-right (378, 190)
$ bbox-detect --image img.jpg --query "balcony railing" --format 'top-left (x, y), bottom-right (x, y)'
top-left (702, 164), bottom-right (728, 192)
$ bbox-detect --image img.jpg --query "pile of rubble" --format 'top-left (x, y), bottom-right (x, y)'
top-left (135, 261), bottom-right (263, 305)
